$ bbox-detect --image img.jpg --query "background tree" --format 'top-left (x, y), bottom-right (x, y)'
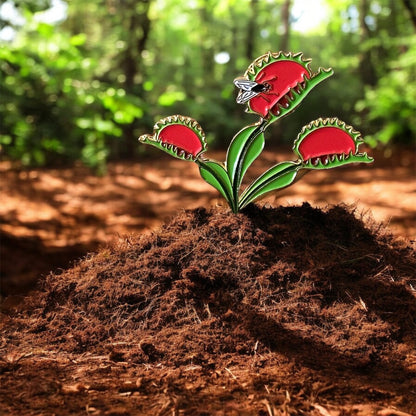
top-left (280, 0), bottom-right (291, 51)
top-left (0, 0), bottom-right (414, 170)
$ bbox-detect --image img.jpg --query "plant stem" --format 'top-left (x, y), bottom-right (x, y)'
top-left (239, 162), bottom-right (302, 209)
top-left (196, 159), bottom-right (237, 212)
top-left (230, 118), bottom-right (269, 207)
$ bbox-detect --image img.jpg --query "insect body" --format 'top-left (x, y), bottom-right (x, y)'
top-left (233, 77), bottom-right (269, 104)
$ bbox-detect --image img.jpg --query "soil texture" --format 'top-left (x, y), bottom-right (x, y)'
top-left (1, 146), bottom-right (415, 303)
top-left (1, 203), bottom-right (415, 415)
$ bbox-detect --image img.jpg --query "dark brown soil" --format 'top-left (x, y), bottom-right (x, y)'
top-left (1, 146), bottom-right (415, 305)
top-left (1, 203), bottom-right (415, 415)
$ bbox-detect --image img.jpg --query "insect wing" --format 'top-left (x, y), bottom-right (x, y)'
top-left (233, 78), bottom-right (259, 91)
top-left (236, 89), bottom-right (260, 104)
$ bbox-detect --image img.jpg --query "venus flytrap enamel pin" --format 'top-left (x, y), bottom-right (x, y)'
top-left (139, 51), bottom-right (373, 213)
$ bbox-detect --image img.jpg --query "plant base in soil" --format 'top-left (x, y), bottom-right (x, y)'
top-left (1, 203), bottom-right (415, 415)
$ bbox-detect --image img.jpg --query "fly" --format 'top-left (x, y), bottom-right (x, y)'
top-left (233, 77), bottom-right (269, 104)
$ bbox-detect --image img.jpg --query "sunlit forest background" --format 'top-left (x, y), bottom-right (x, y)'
top-left (1, 0), bottom-right (415, 171)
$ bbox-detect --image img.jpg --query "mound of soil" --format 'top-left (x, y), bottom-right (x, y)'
top-left (1, 203), bottom-right (415, 415)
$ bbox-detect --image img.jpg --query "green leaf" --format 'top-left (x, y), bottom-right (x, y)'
top-left (157, 90), bottom-right (186, 107)
top-left (226, 124), bottom-right (265, 195)
top-left (70, 33), bottom-right (87, 46)
top-left (239, 162), bottom-right (301, 209)
top-left (199, 161), bottom-right (235, 211)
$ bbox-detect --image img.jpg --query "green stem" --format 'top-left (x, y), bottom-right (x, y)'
top-left (230, 118), bottom-right (269, 206)
top-left (196, 159), bottom-right (237, 212)
top-left (239, 162), bottom-right (302, 209)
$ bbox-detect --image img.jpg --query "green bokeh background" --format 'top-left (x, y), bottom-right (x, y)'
top-left (1, 0), bottom-right (415, 170)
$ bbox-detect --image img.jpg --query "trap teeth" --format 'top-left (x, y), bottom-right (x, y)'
top-left (294, 82), bottom-right (303, 94)
top-left (138, 134), bottom-right (151, 143)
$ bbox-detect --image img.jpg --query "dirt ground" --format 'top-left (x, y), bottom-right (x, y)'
top-left (1, 146), bottom-right (415, 300)
top-left (1, 203), bottom-right (416, 415)
top-left (0, 146), bottom-right (416, 415)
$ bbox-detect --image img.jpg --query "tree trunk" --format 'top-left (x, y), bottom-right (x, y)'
top-left (121, 0), bottom-right (152, 90)
top-left (402, 0), bottom-right (416, 30)
top-left (199, 1), bottom-right (216, 86)
top-left (120, 0), bottom-right (152, 158)
top-left (358, 0), bottom-right (377, 86)
top-left (280, 0), bottom-right (291, 52)
top-left (246, 0), bottom-right (258, 60)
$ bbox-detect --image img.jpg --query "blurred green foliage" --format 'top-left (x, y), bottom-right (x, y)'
top-left (356, 36), bottom-right (416, 146)
top-left (0, 15), bottom-right (143, 171)
top-left (0, 0), bottom-right (415, 169)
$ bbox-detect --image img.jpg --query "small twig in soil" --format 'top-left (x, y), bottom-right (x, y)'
top-left (261, 398), bottom-right (276, 416)
top-left (313, 403), bottom-right (333, 416)
top-left (224, 367), bottom-right (238, 380)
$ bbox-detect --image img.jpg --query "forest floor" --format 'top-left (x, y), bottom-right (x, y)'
top-left (1, 146), bottom-right (415, 302)
top-left (0, 146), bottom-right (415, 415)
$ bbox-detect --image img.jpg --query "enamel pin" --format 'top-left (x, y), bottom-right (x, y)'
top-left (139, 51), bottom-right (373, 213)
